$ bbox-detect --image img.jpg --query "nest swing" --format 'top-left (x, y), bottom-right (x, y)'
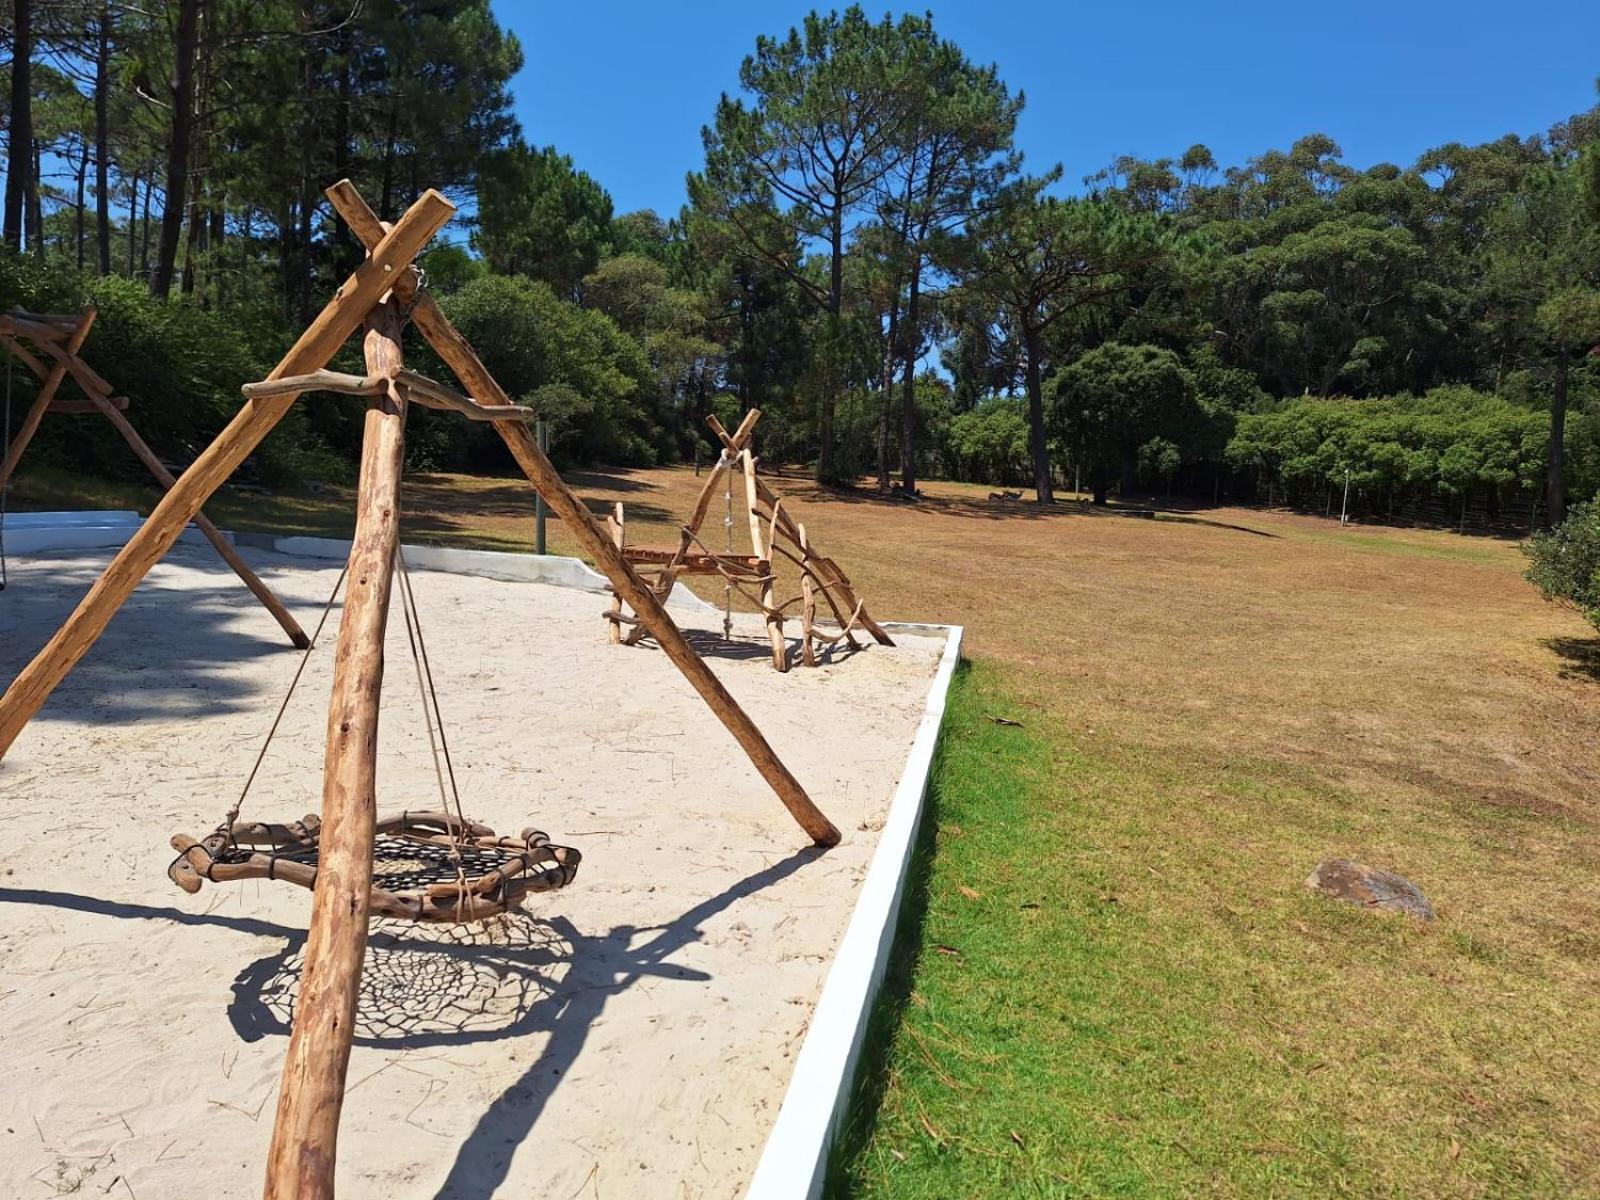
top-left (167, 548), bottom-right (580, 924)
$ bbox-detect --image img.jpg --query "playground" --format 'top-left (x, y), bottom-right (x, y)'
top-left (0, 541), bottom-right (946, 1197)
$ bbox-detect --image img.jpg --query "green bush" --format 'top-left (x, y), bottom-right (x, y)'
top-left (1525, 501), bottom-right (1600, 632)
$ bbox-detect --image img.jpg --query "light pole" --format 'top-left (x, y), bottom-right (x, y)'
top-left (1339, 467), bottom-right (1351, 527)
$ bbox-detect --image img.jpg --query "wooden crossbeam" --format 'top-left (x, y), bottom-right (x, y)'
top-left (47, 395), bottom-right (129, 414)
top-left (0, 190), bottom-right (454, 760)
top-left (243, 367), bottom-right (532, 422)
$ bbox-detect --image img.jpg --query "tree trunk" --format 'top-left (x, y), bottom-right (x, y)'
top-left (900, 256), bottom-right (922, 498)
top-left (75, 145), bottom-right (88, 269)
top-left (126, 172), bottom-right (140, 275)
top-left (26, 141), bottom-right (43, 255)
top-left (150, 0), bottom-right (202, 298)
top-left (1547, 345), bottom-right (1570, 527)
top-left (3, 0), bottom-right (31, 249)
top-left (140, 176), bottom-right (153, 274)
top-left (94, 3), bottom-right (113, 274)
top-left (1024, 331), bottom-right (1053, 504)
top-left (876, 301), bottom-right (899, 493)
top-left (815, 204), bottom-right (844, 484)
top-left (181, 171), bottom-right (203, 295)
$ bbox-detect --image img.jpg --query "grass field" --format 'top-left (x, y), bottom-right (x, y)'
top-left (11, 463), bottom-right (1600, 1197)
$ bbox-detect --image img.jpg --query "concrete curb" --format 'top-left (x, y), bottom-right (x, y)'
top-left (2, 509), bottom-right (220, 554)
top-left (744, 623), bottom-right (964, 1200)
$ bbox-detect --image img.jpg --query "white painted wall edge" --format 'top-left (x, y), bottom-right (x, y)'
top-left (2, 509), bottom-right (222, 554)
top-left (744, 622), bottom-right (965, 1200)
top-left (257, 534), bottom-right (720, 614)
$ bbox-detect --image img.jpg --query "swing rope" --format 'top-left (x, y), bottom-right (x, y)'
top-left (394, 544), bottom-right (469, 852)
top-left (226, 564), bottom-right (350, 837)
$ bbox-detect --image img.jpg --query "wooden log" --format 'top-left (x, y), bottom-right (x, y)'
top-left (707, 415), bottom-right (892, 649)
top-left (325, 180), bottom-right (839, 847)
top-left (0, 188), bottom-right (453, 761)
top-left (244, 366), bottom-right (530, 421)
top-left (743, 451), bottom-right (788, 672)
top-left (241, 369), bottom-right (389, 400)
top-left (0, 313), bottom-right (73, 342)
top-left (624, 410), bottom-right (761, 648)
top-left (6, 308), bottom-right (85, 329)
top-left (799, 524), bottom-right (818, 668)
top-left (47, 395), bottom-right (128, 414)
top-left (262, 299), bottom-right (408, 1200)
top-left (81, 389), bottom-right (311, 648)
top-left (606, 501), bottom-right (625, 644)
top-left (0, 309), bottom-right (95, 491)
top-left (392, 368), bottom-right (531, 421)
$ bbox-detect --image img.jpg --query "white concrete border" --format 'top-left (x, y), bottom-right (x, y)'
top-left (10, 510), bottom-right (966, 1197)
top-left (745, 622), bottom-right (964, 1200)
top-left (2, 509), bottom-right (218, 554)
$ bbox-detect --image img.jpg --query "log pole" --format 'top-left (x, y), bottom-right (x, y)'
top-left (325, 181), bottom-right (840, 847)
top-left (0, 308), bottom-right (95, 490)
top-left (0, 189), bottom-right (452, 761)
top-left (261, 299), bottom-right (408, 1200)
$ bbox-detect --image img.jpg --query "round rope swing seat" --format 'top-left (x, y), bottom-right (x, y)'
top-left (169, 810), bottom-right (581, 923)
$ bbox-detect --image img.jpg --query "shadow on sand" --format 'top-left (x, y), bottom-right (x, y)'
top-left (0, 551), bottom-right (307, 730)
top-left (0, 845), bottom-right (823, 1197)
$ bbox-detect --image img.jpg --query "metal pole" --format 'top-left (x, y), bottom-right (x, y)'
top-left (534, 419), bottom-right (548, 554)
top-left (1339, 468), bottom-right (1351, 526)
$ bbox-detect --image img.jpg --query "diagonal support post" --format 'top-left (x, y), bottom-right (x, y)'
top-left (0, 308), bottom-right (96, 491)
top-left (326, 180), bottom-right (840, 848)
top-left (6, 327), bottom-right (311, 648)
top-left (0, 190), bottom-right (455, 761)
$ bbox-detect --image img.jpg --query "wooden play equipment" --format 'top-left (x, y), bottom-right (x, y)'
top-left (0, 181), bottom-right (839, 1200)
top-left (605, 408), bottom-right (894, 670)
top-left (0, 305), bottom-right (309, 646)
top-left (170, 811), bottom-right (580, 922)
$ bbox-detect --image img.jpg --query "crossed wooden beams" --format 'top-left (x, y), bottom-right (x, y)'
top-left (605, 407), bottom-right (894, 670)
top-left (0, 307), bottom-right (309, 647)
top-left (0, 182), bottom-right (840, 1200)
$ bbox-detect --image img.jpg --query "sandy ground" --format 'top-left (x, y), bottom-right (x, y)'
top-left (0, 544), bottom-right (947, 1199)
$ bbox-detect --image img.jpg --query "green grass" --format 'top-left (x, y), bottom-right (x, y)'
top-left (831, 661), bottom-right (1597, 1199)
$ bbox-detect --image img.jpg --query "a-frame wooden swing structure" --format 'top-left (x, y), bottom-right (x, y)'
top-left (605, 406), bottom-right (895, 670)
top-left (0, 181), bottom-right (839, 1200)
top-left (0, 305), bottom-right (309, 646)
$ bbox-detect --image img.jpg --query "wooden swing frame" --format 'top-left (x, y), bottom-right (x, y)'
top-left (0, 181), bottom-right (839, 1200)
top-left (604, 408), bottom-right (894, 671)
top-left (0, 305), bottom-right (309, 647)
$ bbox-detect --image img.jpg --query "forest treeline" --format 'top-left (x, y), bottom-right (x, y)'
top-left (2, 2), bottom-right (1599, 529)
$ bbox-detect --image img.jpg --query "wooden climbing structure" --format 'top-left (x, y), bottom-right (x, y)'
top-left (0, 305), bottom-right (309, 647)
top-left (605, 408), bottom-right (894, 670)
top-left (0, 181), bottom-right (839, 1200)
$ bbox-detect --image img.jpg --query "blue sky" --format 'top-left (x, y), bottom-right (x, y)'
top-left (495, 0), bottom-right (1600, 218)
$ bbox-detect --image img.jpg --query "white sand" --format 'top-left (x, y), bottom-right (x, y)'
top-left (0, 545), bottom-right (946, 1198)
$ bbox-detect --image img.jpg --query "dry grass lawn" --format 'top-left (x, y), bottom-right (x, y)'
top-left (12, 462), bottom-right (1600, 1196)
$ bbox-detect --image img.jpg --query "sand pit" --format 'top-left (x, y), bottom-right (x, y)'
top-left (0, 543), bottom-right (948, 1198)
